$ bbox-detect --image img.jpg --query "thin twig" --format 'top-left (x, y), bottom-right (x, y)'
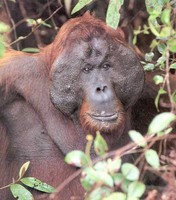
top-left (9, 5), bottom-right (63, 47)
top-left (47, 0), bottom-right (58, 30)
top-left (11, 0), bottom-right (56, 30)
top-left (165, 49), bottom-right (173, 109)
top-left (3, 0), bottom-right (19, 50)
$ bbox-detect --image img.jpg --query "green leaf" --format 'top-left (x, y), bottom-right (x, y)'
top-left (156, 56), bottom-right (166, 66)
top-left (145, 0), bottom-right (164, 16)
top-left (71, 0), bottom-right (92, 14)
top-left (81, 168), bottom-right (113, 191)
top-left (81, 168), bottom-right (97, 191)
top-left (65, 150), bottom-right (89, 167)
top-left (170, 63), bottom-right (176, 69)
top-left (143, 63), bottom-right (155, 71)
top-left (103, 192), bottom-right (126, 200)
top-left (86, 186), bottom-right (111, 200)
top-left (106, 0), bottom-right (124, 29)
top-left (153, 75), bottom-right (164, 85)
top-left (150, 39), bottom-right (158, 50)
top-left (133, 26), bottom-right (141, 35)
top-left (143, 24), bottom-right (150, 34)
top-left (133, 35), bottom-right (137, 45)
top-left (21, 177), bottom-right (55, 193)
top-left (121, 163), bottom-right (139, 181)
top-left (94, 161), bottom-right (108, 172)
top-left (172, 91), bottom-right (176, 102)
top-left (113, 173), bottom-right (131, 192)
top-left (22, 48), bottom-right (40, 53)
top-left (121, 178), bottom-right (131, 193)
top-left (18, 161), bottom-right (30, 180)
top-left (107, 158), bottom-right (122, 174)
top-left (168, 38), bottom-right (176, 53)
top-left (113, 173), bottom-right (124, 186)
top-left (148, 16), bottom-right (160, 37)
top-left (140, 61), bottom-right (146, 65)
top-left (35, 18), bottom-right (51, 28)
top-left (161, 8), bottom-right (171, 25)
top-left (94, 131), bottom-right (108, 156)
top-left (128, 130), bottom-right (147, 147)
top-left (128, 181), bottom-right (146, 198)
top-left (145, 52), bottom-right (154, 62)
top-left (0, 39), bottom-right (5, 58)
top-left (145, 149), bottom-right (160, 169)
top-left (148, 112), bottom-right (176, 134)
top-left (40, 20), bottom-right (52, 28)
top-left (10, 184), bottom-right (34, 200)
top-left (112, 173), bottom-right (131, 193)
top-left (26, 19), bottom-right (37, 26)
top-left (95, 171), bottom-right (114, 188)
top-left (154, 88), bottom-right (167, 111)
top-left (0, 22), bottom-right (10, 33)
top-left (126, 197), bottom-right (139, 200)
top-left (157, 43), bottom-right (166, 54)
top-left (159, 26), bottom-right (171, 39)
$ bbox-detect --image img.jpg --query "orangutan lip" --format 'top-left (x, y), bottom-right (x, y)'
top-left (89, 113), bottom-right (118, 122)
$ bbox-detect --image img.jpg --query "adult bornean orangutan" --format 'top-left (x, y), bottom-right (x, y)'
top-left (0, 13), bottom-right (144, 199)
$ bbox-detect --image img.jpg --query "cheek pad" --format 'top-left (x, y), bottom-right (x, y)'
top-left (112, 64), bottom-right (144, 108)
top-left (49, 41), bottom-right (90, 115)
top-left (50, 61), bottom-right (82, 116)
top-left (110, 47), bottom-right (144, 108)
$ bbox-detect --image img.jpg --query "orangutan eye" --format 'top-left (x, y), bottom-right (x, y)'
top-left (102, 63), bottom-right (111, 70)
top-left (82, 64), bottom-right (93, 73)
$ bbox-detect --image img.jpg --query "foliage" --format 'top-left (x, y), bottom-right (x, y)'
top-left (0, 21), bottom-right (10, 58)
top-left (26, 18), bottom-right (51, 28)
top-left (0, 161), bottom-right (55, 199)
top-left (71, 0), bottom-right (93, 14)
top-left (105, 0), bottom-right (124, 29)
top-left (22, 48), bottom-right (40, 53)
top-left (19, 18), bottom-right (51, 53)
top-left (65, 111), bottom-right (176, 200)
top-left (148, 112), bottom-right (176, 134)
top-left (134, 0), bottom-right (176, 112)
top-left (72, 0), bottom-right (124, 29)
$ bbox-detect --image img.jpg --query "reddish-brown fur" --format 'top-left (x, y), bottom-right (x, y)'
top-left (80, 98), bottom-right (126, 133)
